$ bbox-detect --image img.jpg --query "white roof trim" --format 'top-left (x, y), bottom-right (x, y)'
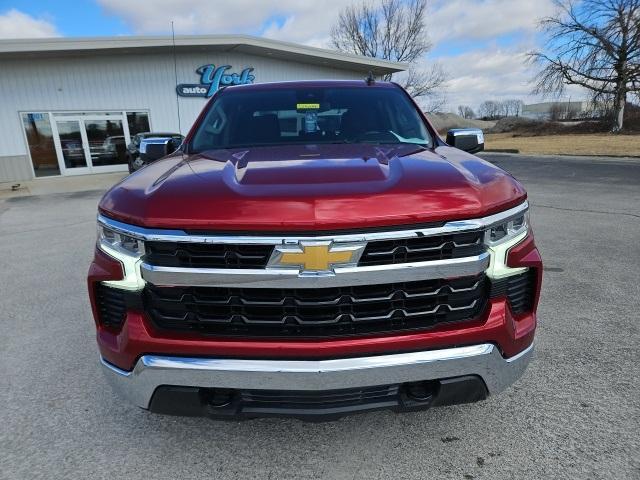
top-left (0, 34), bottom-right (406, 74)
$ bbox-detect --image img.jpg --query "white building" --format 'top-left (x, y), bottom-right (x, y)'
top-left (521, 101), bottom-right (592, 120)
top-left (0, 35), bottom-right (404, 183)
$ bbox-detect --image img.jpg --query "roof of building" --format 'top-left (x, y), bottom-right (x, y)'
top-left (0, 34), bottom-right (406, 75)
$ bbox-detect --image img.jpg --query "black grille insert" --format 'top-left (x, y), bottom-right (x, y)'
top-left (144, 242), bottom-right (274, 269)
top-left (148, 376), bottom-right (488, 418)
top-left (489, 270), bottom-right (536, 314)
top-left (95, 284), bottom-right (127, 329)
top-left (359, 231), bottom-right (485, 266)
top-left (145, 274), bottom-right (488, 338)
top-left (238, 384), bottom-right (400, 411)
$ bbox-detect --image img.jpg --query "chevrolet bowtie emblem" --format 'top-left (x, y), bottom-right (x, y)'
top-left (268, 241), bottom-right (366, 273)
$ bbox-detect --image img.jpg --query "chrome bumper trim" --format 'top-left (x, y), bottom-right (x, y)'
top-left (97, 201), bottom-right (528, 244)
top-left (140, 252), bottom-right (490, 288)
top-left (101, 343), bottom-right (534, 409)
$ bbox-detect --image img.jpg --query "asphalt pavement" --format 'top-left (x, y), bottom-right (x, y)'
top-left (1, 154), bottom-right (639, 479)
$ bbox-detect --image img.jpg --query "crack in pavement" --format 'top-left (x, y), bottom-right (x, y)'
top-left (531, 203), bottom-right (640, 219)
top-left (0, 219), bottom-right (95, 237)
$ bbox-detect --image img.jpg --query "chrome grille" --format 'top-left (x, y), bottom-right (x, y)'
top-left (144, 242), bottom-right (274, 269)
top-left (359, 231), bottom-right (485, 266)
top-left (142, 232), bottom-right (486, 269)
top-left (97, 203), bottom-right (532, 339)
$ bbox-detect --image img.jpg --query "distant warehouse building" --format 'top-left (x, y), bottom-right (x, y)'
top-left (521, 100), bottom-right (594, 120)
top-left (0, 35), bottom-right (404, 183)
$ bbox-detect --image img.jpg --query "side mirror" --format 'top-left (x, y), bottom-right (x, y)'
top-left (446, 128), bottom-right (484, 154)
top-left (139, 137), bottom-right (179, 162)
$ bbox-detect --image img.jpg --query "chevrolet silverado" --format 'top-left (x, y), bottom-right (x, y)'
top-left (88, 80), bottom-right (542, 420)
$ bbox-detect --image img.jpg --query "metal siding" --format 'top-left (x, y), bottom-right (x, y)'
top-left (0, 155), bottom-right (32, 182)
top-left (0, 51), bottom-right (363, 182)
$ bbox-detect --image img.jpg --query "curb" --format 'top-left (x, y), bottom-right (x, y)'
top-left (484, 149), bottom-right (520, 154)
top-left (479, 151), bottom-right (640, 163)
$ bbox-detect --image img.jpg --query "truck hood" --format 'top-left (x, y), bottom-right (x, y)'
top-left (99, 144), bottom-right (526, 231)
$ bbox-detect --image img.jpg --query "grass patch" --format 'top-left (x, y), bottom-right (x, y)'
top-left (484, 133), bottom-right (640, 157)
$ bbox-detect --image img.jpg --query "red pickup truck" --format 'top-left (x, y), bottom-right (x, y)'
top-left (88, 80), bottom-right (541, 420)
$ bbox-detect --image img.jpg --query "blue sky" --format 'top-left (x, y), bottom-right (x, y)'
top-left (0, 0), bottom-right (127, 36)
top-left (0, 0), bottom-right (583, 110)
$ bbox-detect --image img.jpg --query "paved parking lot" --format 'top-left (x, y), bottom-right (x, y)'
top-left (1, 154), bottom-right (639, 479)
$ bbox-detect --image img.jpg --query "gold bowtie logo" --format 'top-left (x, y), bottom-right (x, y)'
top-left (269, 242), bottom-right (366, 272)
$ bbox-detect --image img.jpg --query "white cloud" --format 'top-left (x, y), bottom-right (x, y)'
top-left (97, 0), bottom-right (277, 34)
top-left (96, 0), bottom-right (589, 110)
top-left (434, 47), bottom-right (587, 111)
top-left (428, 0), bottom-right (556, 43)
top-left (0, 9), bottom-right (58, 39)
top-left (439, 49), bottom-right (534, 107)
top-left (261, 12), bottom-right (334, 48)
top-left (97, 0), bottom-right (346, 46)
top-left (97, 0), bottom-right (556, 46)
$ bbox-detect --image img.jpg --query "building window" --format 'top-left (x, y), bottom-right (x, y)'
top-left (127, 112), bottom-right (151, 136)
top-left (85, 119), bottom-right (127, 167)
top-left (22, 113), bottom-right (60, 177)
top-left (21, 110), bottom-right (151, 177)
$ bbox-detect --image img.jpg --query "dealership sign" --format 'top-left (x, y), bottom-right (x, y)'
top-left (177, 64), bottom-right (255, 97)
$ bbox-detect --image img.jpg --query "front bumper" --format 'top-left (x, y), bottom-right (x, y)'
top-left (101, 342), bottom-right (533, 416)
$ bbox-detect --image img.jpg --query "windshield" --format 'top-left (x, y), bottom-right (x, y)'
top-left (189, 86), bottom-right (433, 152)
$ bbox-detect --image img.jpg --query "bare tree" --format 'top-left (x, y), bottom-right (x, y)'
top-left (331, 0), bottom-right (446, 99)
top-left (422, 93), bottom-right (447, 113)
top-left (478, 100), bottom-right (501, 120)
top-left (530, 0), bottom-right (640, 131)
top-left (498, 101), bottom-right (509, 118)
top-left (503, 99), bottom-right (524, 117)
top-left (457, 105), bottom-right (475, 119)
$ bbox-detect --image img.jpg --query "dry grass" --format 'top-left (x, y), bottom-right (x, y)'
top-left (485, 133), bottom-right (640, 157)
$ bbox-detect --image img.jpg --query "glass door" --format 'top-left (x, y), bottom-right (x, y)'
top-left (51, 113), bottom-right (132, 175)
top-left (54, 120), bottom-right (90, 174)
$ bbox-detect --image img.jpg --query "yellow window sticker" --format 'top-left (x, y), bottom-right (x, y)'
top-left (296, 103), bottom-right (320, 109)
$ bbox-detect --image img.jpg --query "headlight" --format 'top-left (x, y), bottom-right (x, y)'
top-left (97, 221), bottom-right (145, 291)
top-left (485, 209), bottom-right (529, 246)
top-left (98, 224), bottom-right (144, 257)
top-left (484, 206), bottom-right (529, 279)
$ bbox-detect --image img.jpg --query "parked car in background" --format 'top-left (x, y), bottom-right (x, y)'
top-left (59, 139), bottom-right (85, 167)
top-left (127, 132), bottom-right (184, 172)
top-left (97, 136), bottom-right (127, 165)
